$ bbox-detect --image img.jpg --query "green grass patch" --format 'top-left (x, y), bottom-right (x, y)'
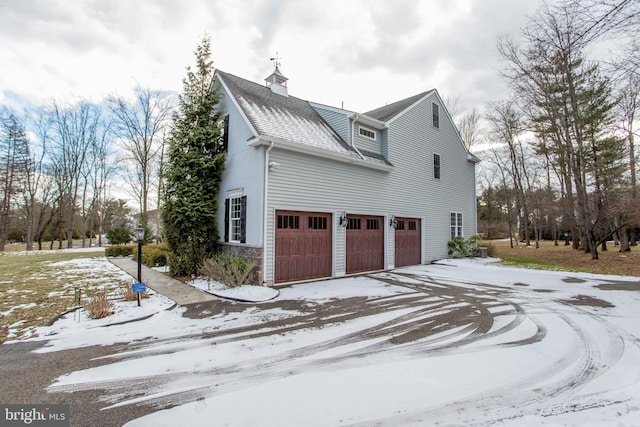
top-left (498, 253), bottom-right (575, 272)
top-left (0, 249), bottom-right (130, 343)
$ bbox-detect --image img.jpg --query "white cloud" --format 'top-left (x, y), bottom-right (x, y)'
top-left (0, 0), bottom-right (544, 113)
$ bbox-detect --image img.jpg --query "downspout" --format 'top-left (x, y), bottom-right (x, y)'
top-left (350, 114), bottom-right (366, 160)
top-left (262, 140), bottom-right (275, 285)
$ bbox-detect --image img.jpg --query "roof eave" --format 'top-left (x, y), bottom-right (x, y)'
top-left (385, 90), bottom-right (435, 125)
top-left (351, 113), bottom-right (388, 130)
top-left (216, 72), bottom-right (260, 140)
top-left (467, 153), bottom-right (481, 163)
top-left (249, 136), bottom-right (393, 172)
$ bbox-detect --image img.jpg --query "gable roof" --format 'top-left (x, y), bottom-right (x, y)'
top-left (216, 70), bottom-right (391, 168)
top-left (364, 90), bottom-right (434, 122)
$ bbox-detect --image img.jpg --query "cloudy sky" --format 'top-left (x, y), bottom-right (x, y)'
top-left (0, 0), bottom-right (544, 115)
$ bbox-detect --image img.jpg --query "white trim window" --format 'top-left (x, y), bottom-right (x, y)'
top-left (433, 153), bottom-right (441, 179)
top-left (358, 126), bottom-right (376, 140)
top-left (225, 192), bottom-right (246, 244)
top-left (450, 212), bottom-right (463, 240)
top-left (230, 196), bottom-right (242, 242)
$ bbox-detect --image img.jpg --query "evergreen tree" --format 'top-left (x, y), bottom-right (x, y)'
top-left (162, 36), bottom-right (226, 276)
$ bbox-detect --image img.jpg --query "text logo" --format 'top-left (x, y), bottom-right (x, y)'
top-left (1, 405), bottom-right (69, 426)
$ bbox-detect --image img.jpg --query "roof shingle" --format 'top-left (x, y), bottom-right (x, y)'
top-left (217, 70), bottom-right (392, 167)
top-left (364, 90), bottom-right (433, 122)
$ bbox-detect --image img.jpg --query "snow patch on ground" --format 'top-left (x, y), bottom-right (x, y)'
top-left (15, 258), bottom-right (640, 426)
top-left (186, 277), bottom-right (280, 302)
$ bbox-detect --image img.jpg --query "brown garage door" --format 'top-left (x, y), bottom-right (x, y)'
top-left (395, 218), bottom-right (421, 267)
top-left (275, 210), bottom-right (332, 283)
top-left (346, 214), bottom-right (384, 274)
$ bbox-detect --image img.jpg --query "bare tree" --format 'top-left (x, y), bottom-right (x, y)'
top-left (458, 108), bottom-right (482, 151)
top-left (49, 101), bottom-right (101, 248)
top-left (497, 2), bottom-right (627, 259)
top-left (20, 111), bottom-right (51, 250)
top-left (108, 86), bottom-right (172, 231)
top-left (0, 109), bottom-right (30, 251)
top-left (486, 100), bottom-right (533, 246)
top-left (616, 75), bottom-right (639, 247)
top-left (444, 95), bottom-right (465, 121)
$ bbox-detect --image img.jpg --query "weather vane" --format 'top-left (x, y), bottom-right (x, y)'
top-left (270, 51), bottom-right (282, 68)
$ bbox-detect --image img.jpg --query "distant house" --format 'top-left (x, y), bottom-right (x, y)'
top-left (214, 66), bottom-right (478, 285)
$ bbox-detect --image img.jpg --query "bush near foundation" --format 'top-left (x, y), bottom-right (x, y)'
top-left (448, 235), bottom-right (482, 257)
top-left (200, 252), bottom-right (256, 288)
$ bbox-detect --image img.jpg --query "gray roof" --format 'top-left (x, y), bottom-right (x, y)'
top-left (217, 70), bottom-right (392, 167)
top-left (364, 90), bottom-right (433, 122)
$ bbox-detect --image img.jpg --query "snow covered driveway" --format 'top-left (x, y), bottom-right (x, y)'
top-left (37, 259), bottom-right (640, 426)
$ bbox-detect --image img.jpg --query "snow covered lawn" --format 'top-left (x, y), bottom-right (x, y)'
top-left (25, 259), bottom-right (640, 425)
top-left (0, 247), bottom-right (133, 341)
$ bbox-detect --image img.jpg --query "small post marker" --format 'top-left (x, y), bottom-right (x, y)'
top-left (132, 282), bottom-right (146, 306)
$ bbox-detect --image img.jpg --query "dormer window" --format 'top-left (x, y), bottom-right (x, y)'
top-left (358, 126), bottom-right (376, 140)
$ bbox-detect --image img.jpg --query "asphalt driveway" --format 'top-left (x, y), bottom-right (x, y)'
top-left (2, 262), bottom-right (639, 426)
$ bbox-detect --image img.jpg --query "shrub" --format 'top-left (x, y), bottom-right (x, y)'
top-left (83, 290), bottom-right (114, 319)
top-left (448, 235), bottom-right (482, 257)
top-left (106, 245), bottom-right (134, 257)
top-left (106, 225), bottom-right (132, 245)
top-left (144, 244), bottom-right (169, 267)
top-left (133, 244), bottom-right (169, 267)
top-left (200, 252), bottom-right (256, 288)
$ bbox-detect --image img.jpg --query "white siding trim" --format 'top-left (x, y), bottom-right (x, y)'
top-left (386, 215), bottom-right (395, 269)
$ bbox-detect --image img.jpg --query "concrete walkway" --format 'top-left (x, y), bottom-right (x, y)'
top-left (109, 257), bottom-right (217, 305)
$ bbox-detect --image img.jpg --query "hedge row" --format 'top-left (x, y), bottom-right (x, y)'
top-left (133, 244), bottom-right (169, 267)
top-left (105, 245), bottom-right (134, 257)
top-left (106, 244), bottom-right (169, 268)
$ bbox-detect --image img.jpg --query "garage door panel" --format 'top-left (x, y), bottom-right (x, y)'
top-left (395, 218), bottom-right (421, 267)
top-left (275, 210), bottom-right (332, 283)
top-left (346, 214), bottom-right (384, 274)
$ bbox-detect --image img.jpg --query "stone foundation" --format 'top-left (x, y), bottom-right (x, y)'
top-left (216, 242), bottom-right (264, 285)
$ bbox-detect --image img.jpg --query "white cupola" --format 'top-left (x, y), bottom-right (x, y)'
top-left (265, 53), bottom-right (288, 96)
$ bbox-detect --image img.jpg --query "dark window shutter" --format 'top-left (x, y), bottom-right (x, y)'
top-left (224, 198), bottom-right (230, 242)
top-left (240, 196), bottom-right (247, 243)
top-left (223, 115), bottom-right (230, 152)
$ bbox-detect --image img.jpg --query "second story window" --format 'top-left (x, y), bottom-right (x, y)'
top-left (433, 153), bottom-right (441, 179)
top-left (432, 103), bottom-right (440, 129)
top-left (358, 126), bottom-right (376, 140)
top-left (220, 115), bottom-right (229, 152)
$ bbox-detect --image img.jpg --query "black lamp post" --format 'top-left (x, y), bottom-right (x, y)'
top-left (135, 226), bottom-right (144, 307)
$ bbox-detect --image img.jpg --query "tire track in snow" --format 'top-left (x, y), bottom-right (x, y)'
top-left (49, 273), bottom-right (532, 410)
top-left (352, 280), bottom-right (630, 426)
top-left (46, 271), bottom-right (637, 425)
